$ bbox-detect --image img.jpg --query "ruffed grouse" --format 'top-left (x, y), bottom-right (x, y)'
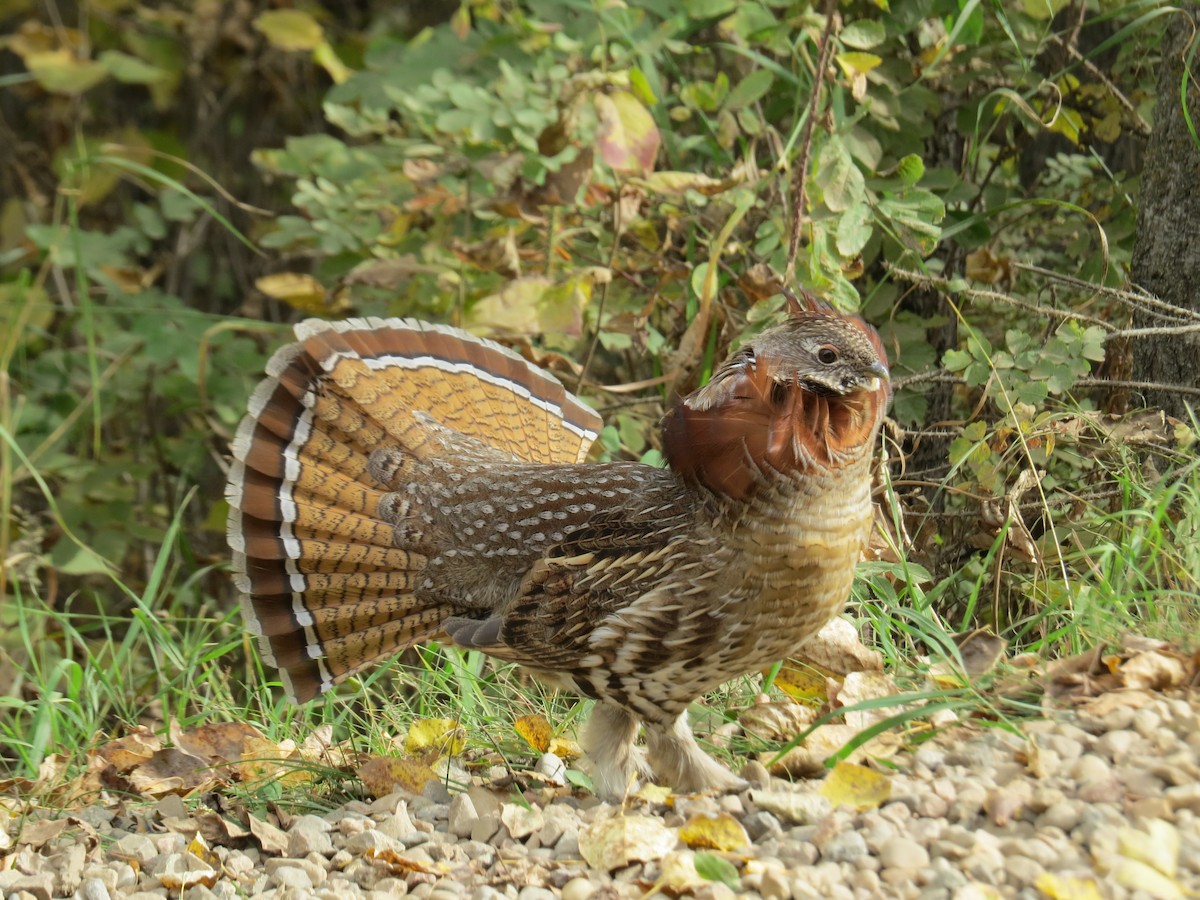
top-left (226, 295), bottom-right (890, 798)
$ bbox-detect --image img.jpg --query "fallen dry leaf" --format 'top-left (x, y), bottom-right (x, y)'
top-left (1117, 650), bottom-right (1190, 691)
top-left (1117, 818), bottom-right (1180, 879)
top-left (578, 814), bottom-right (678, 871)
top-left (357, 756), bottom-right (440, 798)
top-left (248, 814), bottom-right (289, 855)
top-left (500, 803), bottom-right (544, 840)
top-left (125, 748), bottom-right (218, 798)
top-left (763, 725), bottom-right (900, 778)
top-left (1033, 872), bottom-right (1103, 900)
top-left (13, 817), bottom-right (69, 848)
top-left (833, 672), bottom-right (902, 730)
top-left (514, 714), bottom-right (552, 753)
top-left (770, 661), bottom-right (829, 703)
top-left (656, 849), bottom-right (710, 893)
top-left (739, 697), bottom-right (819, 741)
top-left (548, 736), bottom-right (582, 761)
top-left (793, 617), bottom-right (884, 675)
top-left (678, 812), bottom-right (750, 851)
top-left (818, 761), bottom-right (892, 811)
top-left (954, 629), bottom-right (1009, 676)
top-left (404, 719), bottom-right (466, 757)
top-left (633, 783), bottom-right (673, 805)
top-left (156, 852), bottom-right (218, 892)
top-left (1079, 690), bottom-right (1154, 718)
top-left (173, 721), bottom-right (266, 764)
top-left (95, 728), bottom-right (161, 773)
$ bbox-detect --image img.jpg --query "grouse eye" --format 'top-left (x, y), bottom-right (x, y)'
top-left (817, 346), bottom-right (839, 365)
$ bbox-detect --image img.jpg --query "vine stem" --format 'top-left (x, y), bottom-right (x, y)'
top-left (785, 0), bottom-right (840, 283)
top-left (575, 186), bottom-right (624, 394)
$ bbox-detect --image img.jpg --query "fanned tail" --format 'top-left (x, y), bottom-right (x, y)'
top-left (226, 317), bottom-right (602, 701)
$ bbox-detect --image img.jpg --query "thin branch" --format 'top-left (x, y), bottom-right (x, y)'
top-left (575, 187), bottom-right (624, 394)
top-left (784, 0), bottom-right (839, 282)
top-left (888, 264), bottom-right (1200, 340)
top-left (1012, 262), bottom-right (1200, 323)
top-left (895, 370), bottom-right (1200, 399)
top-left (885, 265), bottom-right (1115, 330)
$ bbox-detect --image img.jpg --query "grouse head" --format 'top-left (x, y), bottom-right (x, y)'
top-left (661, 290), bottom-right (891, 499)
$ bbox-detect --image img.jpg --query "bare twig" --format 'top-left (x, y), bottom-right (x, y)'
top-left (894, 370), bottom-right (1200, 399)
top-left (575, 187), bottom-right (624, 393)
top-left (885, 265), bottom-right (1115, 330)
top-left (1012, 262), bottom-right (1200, 323)
top-left (784, 0), bottom-right (839, 282)
top-left (888, 264), bottom-right (1200, 340)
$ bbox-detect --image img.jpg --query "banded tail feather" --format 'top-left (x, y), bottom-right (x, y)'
top-left (226, 317), bottom-right (603, 701)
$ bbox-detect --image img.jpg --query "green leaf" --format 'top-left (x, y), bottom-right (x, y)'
top-left (815, 136), bottom-right (866, 214)
top-left (895, 154), bottom-right (925, 187)
top-left (943, 349), bottom-right (971, 373)
top-left (629, 67), bottom-right (658, 105)
top-left (1022, 0), bottom-right (1071, 20)
top-left (565, 768), bottom-right (595, 792)
top-left (836, 202), bottom-right (873, 257)
top-left (876, 190), bottom-right (944, 253)
top-left (99, 51), bottom-right (167, 85)
top-left (724, 69), bottom-right (774, 111)
top-left (694, 852), bottom-right (741, 889)
top-left (55, 545), bottom-right (114, 577)
top-left (1081, 326), bottom-right (1107, 362)
top-left (684, 0), bottom-right (738, 17)
top-left (24, 50), bottom-right (108, 95)
top-left (841, 20), bottom-right (887, 49)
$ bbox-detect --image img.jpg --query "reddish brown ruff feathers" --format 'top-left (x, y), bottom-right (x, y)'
top-left (226, 306), bottom-right (891, 798)
top-left (662, 310), bottom-right (890, 499)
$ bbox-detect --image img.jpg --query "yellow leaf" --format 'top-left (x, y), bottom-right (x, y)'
top-left (1034, 872), bottom-right (1103, 900)
top-left (678, 812), bottom-right (750, 851)
top-left (638, 171), bottom-right (741, 197)
top-left (404, 718), bottom-right (466, 757)
top-left (771, 660), bottom-right (830, 703)
top-left (514, 714), bottom-right (551, 753)
top-left (1118, 819), bottom-right (1180, 878)
top-left (1112, 859), bottom-right (1184, 899)
top-left (594, 90), bottom-right (660, 174)
top-left (24, 49), bottom-right (108, 95)
top-left (835, 52), bottom-right (882, 78)
top-left (255, 272), bottom-right (348, 315)
top-left (253, 10), bottom-right (325, 52)
top-left (818, 761), bottom-right (891, 811)
top-left (1021, 0), bottom-right (1071, 20)
top-left (633, 783), bottom-right (673, 805)
top-left (1093, 110), bottom-right (1121, 143)
top-left (356, 756), bottom-right (439, 797)
top-left (312, 42), bottom-right (350, 85)
top-left (548, 737), bottom-right (582, 761)
top-left (1046, 106), bottom-right (1084, 145)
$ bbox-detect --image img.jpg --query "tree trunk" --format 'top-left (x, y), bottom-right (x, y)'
top-left (1131, 3), bottom-right (1200, 418)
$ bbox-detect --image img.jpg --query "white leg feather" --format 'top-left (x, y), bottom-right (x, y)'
top-left (645, 711), bottom-right (748, 795)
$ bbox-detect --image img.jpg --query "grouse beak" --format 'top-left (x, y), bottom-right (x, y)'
top-left (858, 359), bottom-right (891, 393)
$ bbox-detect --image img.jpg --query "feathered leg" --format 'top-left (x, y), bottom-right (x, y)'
top-left (645, 711), bottom-right (748, 794)
top-left (581, 702), bottom-right (651, 800)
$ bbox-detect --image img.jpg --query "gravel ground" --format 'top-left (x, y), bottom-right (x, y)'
top-left (2, 689), bottom-right (1197, 900)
